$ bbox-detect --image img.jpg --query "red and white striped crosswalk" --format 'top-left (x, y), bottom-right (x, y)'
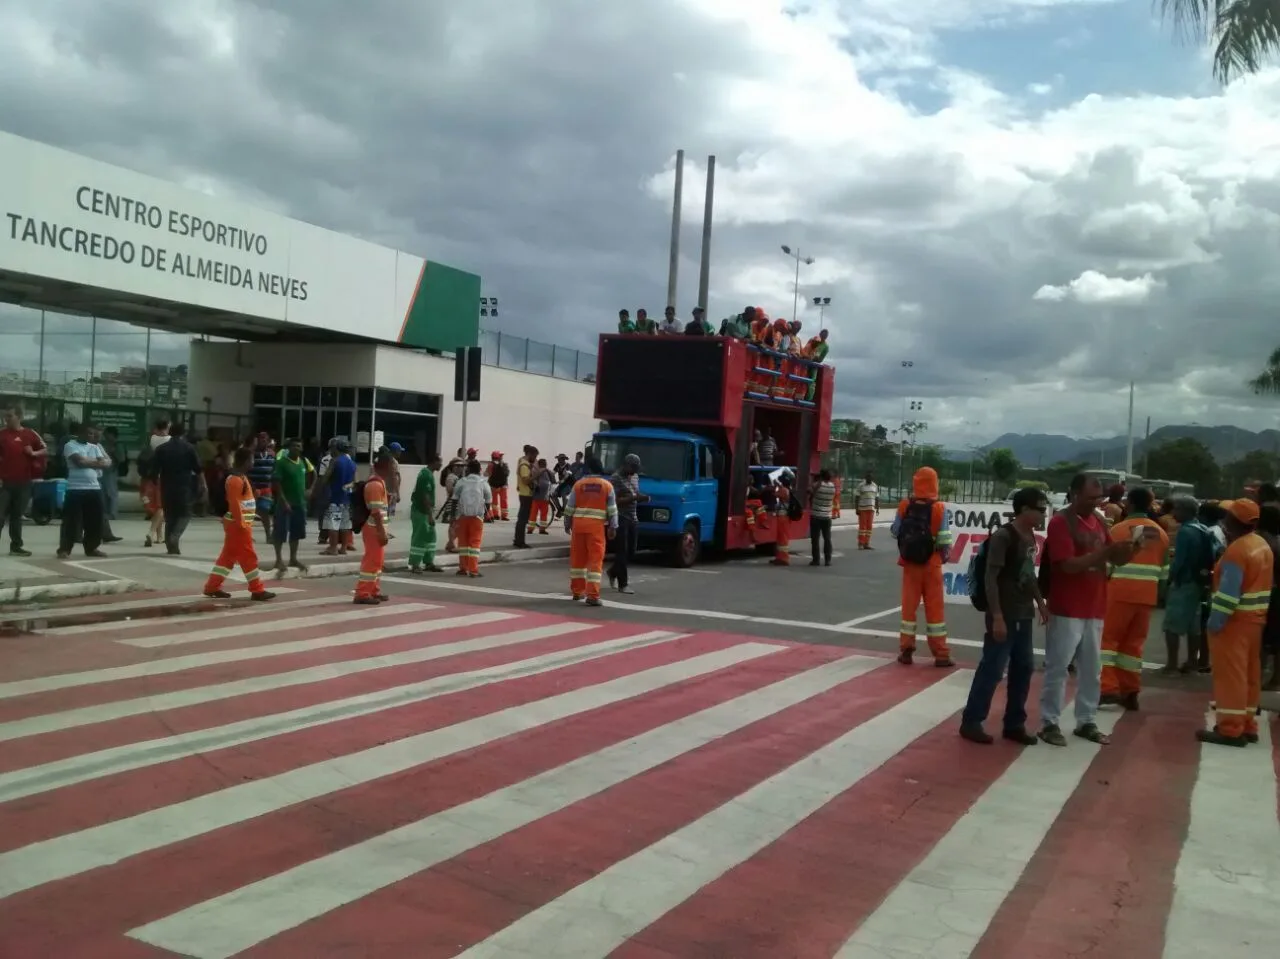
top-left (0, 590), bottom-right (1277, 958)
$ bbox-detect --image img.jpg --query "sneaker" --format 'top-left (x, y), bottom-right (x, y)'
top-left (1002, 728), bottom-right (1038, 746)
top-left (204, 590), bottom-right (232, 599)
top-left (934, 658), bottom-right (955, 668)
top-left (251, 591), bottom-right (276, 602)
top-left (585, 596), bottom-right (603, 607)
top-left (897, 649), bottom-right (914, 666)
top-left (9, 547), bottom-right (31, 557)
top-left (1038, 724), bottom-right (1068, 747)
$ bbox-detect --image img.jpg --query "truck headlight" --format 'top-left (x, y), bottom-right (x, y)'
top-left (652, 508), bottom-right (671, 523)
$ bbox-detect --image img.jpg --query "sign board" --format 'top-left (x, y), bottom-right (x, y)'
top-left (0, 131), bottom-right (479, 352)
top-left (84, 403), bottom-right (148, 450)
top-left (939, 502), bottom-right (1049, 605)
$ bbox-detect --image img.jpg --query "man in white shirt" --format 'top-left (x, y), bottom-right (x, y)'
top-left (58, 421), bottom-right (111, 558)
top-left (452, 459), bottom-right (492, 577)
top-left (855, 471), bottom-right (879, 550)
top-left (659, 306), bottom-right (682, 335)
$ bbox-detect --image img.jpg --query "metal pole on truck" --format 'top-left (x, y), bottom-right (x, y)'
top-left (781, 246), bottom-right (815, 322)
top-left (696, 155), bottom-right (715, 312)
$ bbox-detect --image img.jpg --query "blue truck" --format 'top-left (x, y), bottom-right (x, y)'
top-left (585, 332), bottom-right (834, 566)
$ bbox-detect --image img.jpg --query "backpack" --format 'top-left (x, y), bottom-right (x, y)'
top-left (897, 500), bottom-right (936, 565)
top-left (349, 480), bottom-right (369, 533)
top-left (491, 462), bottom-right (509, 486)
top-left (967, 526), bottom-right (1006, 612)
top-left (786, 491), bottom-right (803, 522)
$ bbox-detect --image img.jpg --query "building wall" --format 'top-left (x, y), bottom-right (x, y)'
top-left (187, 340), bottom-right (379, 416)
top-left (373, 346), bottom-right (598, 465)
top-left (189, 340), bottom-right (599, 486)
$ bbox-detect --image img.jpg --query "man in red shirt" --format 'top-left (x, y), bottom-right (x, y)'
top-left (1037, 473), bottom-right (1134, 747)
top-left (0, 406), bottom-right (47, 557)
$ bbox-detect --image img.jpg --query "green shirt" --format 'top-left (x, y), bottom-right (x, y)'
top-left (618, 319), bottom-right (636, 334)
top-left (273, 454), bottom-right (311, 507)
top-left (411, 466), bottom-right (436, 515)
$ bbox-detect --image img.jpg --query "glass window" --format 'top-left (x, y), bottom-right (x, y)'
top-left (590, 436), bottom-right (692, 482)
top-left (338, 387), bottom-right (355, 408)
top-left (357, 408), bottom-right (373, 432)
top-left (303, 386), bottom-right (320, 406)
top-left (701, 446), bottom-right (715, 479)
top-left (253, 384), bottom-right (284, 405)
top-left (320, 409), bottom-right (337, 443)
top-left (358, 387), bottom-right (374, 408)
top-left (320, 386), bottom-right (338, 406)
top-left (373, 411), bottom-right (439, 464)
top-left (284, 408), bottom-right (301, 441)
top-left (254, 406), bottom-right (283, 441)
top-left (374, 389), bottom-right (439, 415)
top-left (285, 386), bottom-right (302, 405)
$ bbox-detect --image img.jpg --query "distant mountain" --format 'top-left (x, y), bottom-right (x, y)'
top-left (981, 424), bottom-right (1280, 468)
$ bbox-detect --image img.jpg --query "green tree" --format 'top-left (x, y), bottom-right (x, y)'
top-left (1160, 1), bottom-right (1280, 83)
top-left (871, 423), bottom-right (888, 441)
top-left (1142, 437), bottom-right (1221, 495)
top-left (918, 444), bottom-right (946, 471)
top-left (1221, 449), bottom-right (1280, 495)
top-left (1248, 345), bottom-right (1280, 395)
top-left (985, 447), bottom-right (1021, 488)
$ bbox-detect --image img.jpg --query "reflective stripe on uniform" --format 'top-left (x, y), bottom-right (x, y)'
top-left (899, 620), bottom-right (916, 635)
top-left (1111, 563), bottom-right (1162, 582)
top-left (1238, 589), bottom-right (1270, 612)
top-left (925, 622), bottom-right (947, 637)
top-left (1101, 649), bottom-right (1143, 673)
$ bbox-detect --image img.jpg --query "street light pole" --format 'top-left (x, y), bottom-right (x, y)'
top-left (812, 296), bottom-right (831, 326)
top-left (781, 245), bottom-right (815, 321)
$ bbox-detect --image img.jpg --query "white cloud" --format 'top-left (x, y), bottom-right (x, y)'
top-left (0, 0), bottom-right (1277, 451)
top-left (1032, 269), bottom-right (1164, 304)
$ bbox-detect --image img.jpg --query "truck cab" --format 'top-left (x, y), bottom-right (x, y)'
top-left (588, 332), bottom-right (834, 566)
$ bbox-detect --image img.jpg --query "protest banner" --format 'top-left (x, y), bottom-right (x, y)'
top-left (939, 502), bottom-right (1048, 604)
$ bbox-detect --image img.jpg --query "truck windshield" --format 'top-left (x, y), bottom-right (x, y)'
top-left (593, 437), bottom-right (693, 482)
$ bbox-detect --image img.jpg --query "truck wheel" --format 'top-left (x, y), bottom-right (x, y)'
top-left (670, 522), bottom-right (700, 568)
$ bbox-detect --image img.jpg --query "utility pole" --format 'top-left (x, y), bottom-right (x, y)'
top-left (1141, 416), bottom-right (1151, 477)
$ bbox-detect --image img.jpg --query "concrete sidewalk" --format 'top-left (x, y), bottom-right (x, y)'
top-left (0, 514), bottom-right (572, 603)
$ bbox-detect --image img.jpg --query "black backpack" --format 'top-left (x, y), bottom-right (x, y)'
top-left (350, 481), bottom-right (369, 533)
top-left (491, 462), bottom-right (509, 486)
top-left (897, 500), bottom-right (936, 565)
top-left (786, 491), bottom-right (803, 522)
top-left (967, 527), bottom-right (998, 612)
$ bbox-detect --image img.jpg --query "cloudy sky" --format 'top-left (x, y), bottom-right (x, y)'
top-left (2, 0), bottom-right (1279, 446)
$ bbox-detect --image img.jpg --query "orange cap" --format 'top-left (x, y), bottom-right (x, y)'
top-left (1227, 499), bottom-right (1260, 525)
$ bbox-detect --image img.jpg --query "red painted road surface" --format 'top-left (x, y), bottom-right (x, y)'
top-left (0, 588), bottom-right (1276, 958)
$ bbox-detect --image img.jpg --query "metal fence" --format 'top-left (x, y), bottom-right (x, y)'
top-left (478, 330), bottom-right (597, 383)
top-left (821, 443), bottom-right (1005, 505)
top-left (0, 370), bottom-right (187, 405)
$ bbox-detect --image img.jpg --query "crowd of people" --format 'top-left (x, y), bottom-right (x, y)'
top-left (885, 465), bottom-right (1279, 750)
top-left (615, 304), bottom-right (830, 366)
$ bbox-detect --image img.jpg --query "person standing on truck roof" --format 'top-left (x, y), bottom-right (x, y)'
top-left (684, 306), bottom-right (713, 335)
top-left (659, 307), bottom-right (681, 334)
top-left (607, 453), bottom-right (646, 594)
top-left (617, 309), bottom-right (635, 334)
top-left (890, 466), bottom-right (955, 668)
top-left (802, 330), bottom-right (829, 401)
top-left (636, 308), bottom-right (657, 333)
top-left (564, 457), bottom-right (619, 607)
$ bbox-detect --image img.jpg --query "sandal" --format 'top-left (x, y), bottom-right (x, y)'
top-left (1073, 723), bottom-right (1110, 745)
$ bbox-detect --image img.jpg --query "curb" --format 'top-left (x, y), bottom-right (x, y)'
top-left (264, 543), bottom-right (572, 583)
top-left (0, 578), bottom-right (140, 606)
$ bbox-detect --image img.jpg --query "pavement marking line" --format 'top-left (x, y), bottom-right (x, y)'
top-left (833, 710), bottom-right (1124, 959)
top-left (0, 615), bottom-right (585, 742)
top-left (5, 641), bottom-right (787, 901)
top-left (0, 627), bottom-right (685, 803)
top-left (0, 588), bottom-right (300, 624)
top-left (384, 578), bottom-right (1172, 671)
top-left (835, 606), bottom-right (901, 628)
top-left (447, 670), bottom-right (971, 959)
top-left (39, 595), bottom-right (346, 637)
top-left (0, 605), bottom-right (483, 700)
top-left (113, 602), bottom-right (429, 650)
top-left (126, 651), bottom-right (884, 958)
top-left (1162, 715), bottom-right (1280, 959)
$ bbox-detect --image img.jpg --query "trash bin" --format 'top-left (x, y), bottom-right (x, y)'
top-left (28, 478), bottom-right (67, 525)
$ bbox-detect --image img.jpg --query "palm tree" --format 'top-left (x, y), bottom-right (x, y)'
top-left (1159, 1), bottom-right (1280, 83)
top-left (1249, 345), bottom-right (1280, 394)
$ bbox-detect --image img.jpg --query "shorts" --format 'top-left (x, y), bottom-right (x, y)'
top-left (256, 495), bottom-right (274, 514)
top-left (273, 503), bottom-right (307, 544)
top-left (323, 502), bottom-right (352, 532)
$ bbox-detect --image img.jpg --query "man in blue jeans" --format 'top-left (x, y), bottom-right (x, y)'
top-left (960, 486), bottom-right (1050, 745)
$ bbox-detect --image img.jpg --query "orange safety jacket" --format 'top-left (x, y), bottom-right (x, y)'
top-left (1209, 531), bottom-right (1275, 628)
top-left (224, 473), bottom-right (256, 528)
top-left (365, 475), bottom-right (388, 522)
top-left (1107, 515), bottom-right (1169, 606)
top-left (564, 477), bottom-right (619, 533)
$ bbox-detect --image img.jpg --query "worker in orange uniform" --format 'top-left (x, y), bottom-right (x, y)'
top-left (891, 466), bottom-right (954, 667)
top-left (1099, 487), bottom-right (1169, 710)
top-left (486, 451), bottom-right (510, 521)
top-left (1200, 498), bottom-right (1273, 746)
top-left (564, 456), bottom-right (618, 606)
top-left (354, 451), bottom-right (393, 604)
top-left (854, 471), bottom-right (879, 550)
top-left (770, 472), bottom-right (799, 566)
top-left (203, 446), bottom-right (275, 602)
top-left (453, 459), bottom-right (492, 577)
